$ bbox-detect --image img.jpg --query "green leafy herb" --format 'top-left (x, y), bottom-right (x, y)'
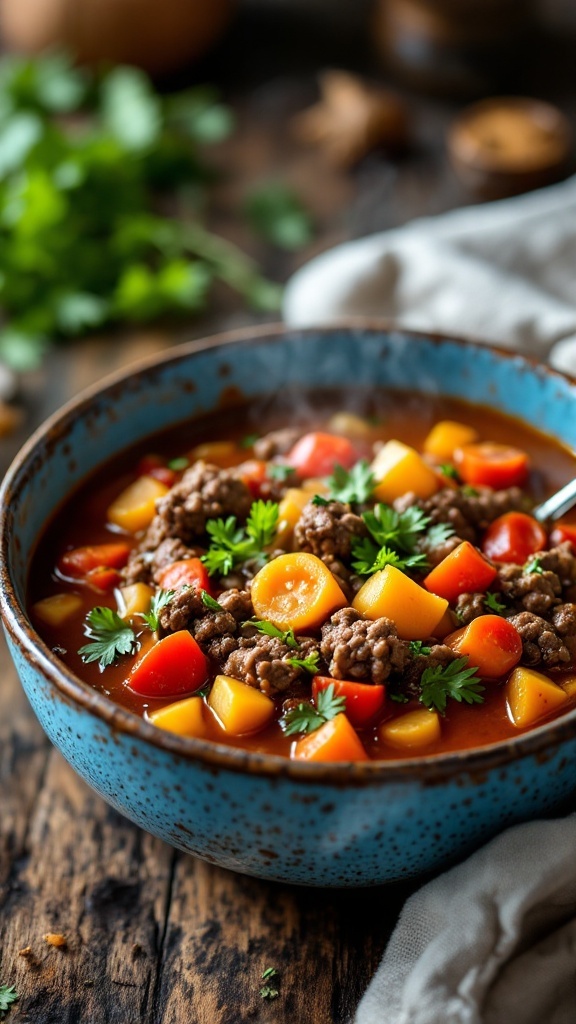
top-left (419, 657), bottom-right (485, 715)
top-left (461, 485), bottom-right (479, 498)
top-left (285, 651), bottom-right (321, 675)
top-left (484, 592), bottom-right (506, 614)
top-left (260, 985), bottom-right (280, 1000)
top-left (245, 183), bottom-right (313, 250)
top-left (389, 692), bottom-right (410, 704)
top-left (426, 522), bottom-right (456, 547)
top-left (0, 986), bottom-right (18, 1017)
top-left (438, 463), bottom-right (460, 481)
top-left (326, 459), bottom-right (375, 505)
top-left (409, 641), bottom-right (432, 657)
top-left (280, 683), bottom-right (346, 735)
top-left (78, 607), bottom-right (139, 669)
top-left (244, 618), bottom-right (298, 648)
top-left (167, 456), bottom-right (189, 471)
top-left (0, 52), bottom-right (282, 369)
top-left (201, 500), bottom-right (279, 577)
top-left (201, 590), bottom-right (222, 611)
top-left (351, 502), bottom-right (431, 577)
top-left (311, 494), bottom-right (329, 507)
top-left (140, 589), bottom-right (174, 631)
top-left (268, 463), bottom-right (296, 482)
top-left (525, 556), bottom-right (544, 575)
top-left (261, 967), bottom-right (279, 981)
top-left (352, 541), bottom-right (428, 576)
top-left (240, 433), bottom-right (259, 449)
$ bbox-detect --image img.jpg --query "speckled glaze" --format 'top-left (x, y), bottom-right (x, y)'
top-left (2, 324), bottom-right (576, 887)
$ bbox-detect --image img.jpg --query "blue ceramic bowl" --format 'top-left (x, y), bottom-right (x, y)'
top-left (2, 324), bottom-right (576, 887)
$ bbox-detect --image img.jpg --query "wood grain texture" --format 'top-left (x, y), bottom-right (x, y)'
top-left (1, 3), bottom-right (575, 1020)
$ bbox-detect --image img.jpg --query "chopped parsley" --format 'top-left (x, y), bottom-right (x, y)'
top-left (461, 485), bottom-right (479, 498)
top-left (426, 522), bottom-right (456, 548)
top-left (140, 588), bottom-right (174, 631)
top-left (389, 692), bottom-right (410, 704)
top-left (267, 463), bottom-right (296, 482)
top-left (167, 456), bottom-right (189, 471)
top-left (0, 986), bottom-right (18, 1017)
top-left (285, 651), bottom-right (321, 675)
top-left (352, 541), bottom-right (428, 576)
top-left (484, 592), bottom-right (506, 614)
top-left (280, 682), bottom-right (346, 735)
top-left (244, 619), bottom-right (298, 649)
top-left (311, 494), bottom-right (329, 507)
top-left (409, 641), bottom-right (432, 657)
top-left (201, 590), bottom-right (222, 611)
top-left (438, 463), bottom-right (460, 481)
top-left (326, 459), bottom-right (375, 505)
top-left (78, 607), bottom-right (139, 669)
top-left (525, 556), bottom-right (544, 575)
top-left (201, 499), bottom-right (279, 576)
top-left (419, 657), bottom-right (485, 715)
top-left (351, 503), bottom-right (431, 577)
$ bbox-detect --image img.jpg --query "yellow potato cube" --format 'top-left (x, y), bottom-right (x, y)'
top-left (370, 440), bottom-right (439, 503)
top-left (506, 666), bottom-right (569, 728)
top-left (189, 441), bottom-right (236, 465)
top-left (118, 583), bottom-right (155, 621)
top-left (208, 675), bottom-right (275, 736)
top-left (380, 709), bottom-right (441, 749)
top-left (353, 565), bottom-right (448, 640)
top-left (149, 696), bottom-right (207, 738)
top-left (32, 593), bottom-right (83, 627)
top-left (423, 421), bottom-right (479, 460)
top-left (107, 475), bottom-right (169, 533)
top-left (276, 488), bottom-right (311, 547)
top-left (301, 477), bottom-right (330, 495)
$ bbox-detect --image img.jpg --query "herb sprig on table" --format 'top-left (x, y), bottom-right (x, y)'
top-left (0, 985), bottom-right (18, 1019)
top-left (0, 51), bottom-right (284, 369)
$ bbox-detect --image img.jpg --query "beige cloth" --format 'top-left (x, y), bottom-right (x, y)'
top-left (283, 178), bottom-right (576, 1023)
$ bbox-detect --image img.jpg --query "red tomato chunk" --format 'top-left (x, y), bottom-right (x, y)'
top-left (482, 512), bottom-right (547, 564)
top-left (286, 432), bottom-right (357, 478)
top-left (128, 631), bottom-right (209, 698)
top-left (312, 677), bottom-right (385, 728)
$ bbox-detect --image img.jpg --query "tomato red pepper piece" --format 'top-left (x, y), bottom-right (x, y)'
top-left (482, 512), bottom-right (547, 564)
top-left (58, 542), bottom-right (131, 578)
top-left (454, 442), bottom-right (529, 489)
top-left (312, 677), bottom-right (385, 727)
top-left (128, 630), bottom-right (208, 698)
top-left (85, 567), bottom-right (122, 592)
top-left (549, 523), bottom-right (576, 549)
top-left (423, 541), bottom-right (497, 604)
top-left (444, 615), bottom-right (522, 678)
top-left (136, 455), bottom-right (176, 488)
top-left (157, 557), bottom-right (212, 595)
top-left (286, 432), bottom-right (358, 478)
top-left (236, 459), bottom-right (269, 498)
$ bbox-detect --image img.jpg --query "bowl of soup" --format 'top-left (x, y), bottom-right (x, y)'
top-left (2, 323), bottom-right (576, 886)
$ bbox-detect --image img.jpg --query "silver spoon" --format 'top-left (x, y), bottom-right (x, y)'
top-left (533, 478), bottom-right (576, 523)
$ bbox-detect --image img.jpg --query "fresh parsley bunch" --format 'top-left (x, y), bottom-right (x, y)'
top-left (0, 51), bottom-right (282, 369)
top-left (201, 500), bottom-right (279, 577)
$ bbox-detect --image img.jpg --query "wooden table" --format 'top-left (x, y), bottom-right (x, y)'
top-left (1, 6), bottom-right (575, 1021)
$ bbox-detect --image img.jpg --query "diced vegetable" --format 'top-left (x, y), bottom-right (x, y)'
top-left (423, 420), bottom-right (479, 460)
top-left (454, 442), bottom-right (529, 489)
top-left (107, 475), bottom-right (169, 533)
top-left (128, 630), bottom-right (208, 698)
top-left (286, 432), bottom-right (358, 478)
top-left (423, 540), bottom-right (497, 603)
top-left (85, 567), bottom-right (122, 592)
top-left (312, 677), bottom-right (385, 727)
top-left (506, 666), bottom-right (569, 727)
top-left (189, 441), bottom-right (237, 466)
top-left (251, 552), bottom-right (347, 631)
top-left (380, 709), bottom-right (441, 749)
top-left (136, 455), bottom-right (176, 488)
top-left (433, 608), bottom-right (458, 639)
top-left (482, 512), bottom-right (547, 564)
top-left (292, 713), bottom-right (368, 761)
top-left (549, 523), bottom-right (576, 548)
top-left (236, 459), bottom-right (268, 497)
top-left (118, 582), bottom-right (155, 621)
top-left (327, 411), bottom-right (372, 438)
top-left (32, 593), bottom-right (83, 627)
top-left (58, 542), bottom-right (131, 578)
top-left (353, 565), bottom-right (448, 640)
top-left (444, 615), bottom-right (522, 678)
top-left (157, 557), bottom-right (211, 594)
top-left (370, 440), bottom-right (439, 504)
top-left (208, 674), bottom-right (274, 735)
top-left (148, 696), bottom-right (208, 738)
top-left (276, 488), bottom-right (310, 545)
top-left (301, 477), bottom-right (330, 495)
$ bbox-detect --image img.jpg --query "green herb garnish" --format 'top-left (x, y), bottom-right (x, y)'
top-left (409, 641), bottom-right (432, 657)
top-left (461, 485), bottom-right (479, 498)
top-left (351, 503), bottom-right (431, 577)
top-left (244, 619), bottom-right (298, 649)
top-left (311, 494), bottom-right (329, 507)
top-left (326, 459), bottom-right (375, 505)
top-left (0, 986), bottom-right (18, 1018)
top-left (425, 522), bottom-right (456, 547)
top-left (261, 967), bottom-right (279, 981)
top-left (240, 433), bottom-right (259, 449)
top-left (280, 683), bottom-right (346, 735)
top-left (525, 556), bottom-right (544, 575)
top-left (285, 651), bottom-right (321, 675)
top-left (419, 657), bottom-right (484, 715)
top-left (201, 500), bottom-right (279, 576)
top-left (167, 456), bottom-right (189, 471)
top-left (438, 464), bottom-right (460, 481)
top-left (268, 463), bottom-right (296, 482)
top-left (352, 541), bottom-right (428, 576)
top-left (78, 607), bottom-right (139, 669)
top-left (484, 592), bottom-right (506, 614)
top-left (245, 182), bottom-right (312, 251)
top-left (201, 590), bottom-right (222, 611)
top-left (140, 589), bottom-right (174, 631)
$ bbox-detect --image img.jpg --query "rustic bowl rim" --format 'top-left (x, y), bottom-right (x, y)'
top-left (2, 320), bottom-right (576, 784)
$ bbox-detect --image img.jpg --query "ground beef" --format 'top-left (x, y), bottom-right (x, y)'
top-left (321, 556), bottom-right (364, 603)
top-left (396, 486), bottom-right (527, 547)
top-left (550, 604), bottom-right (576, 660)
top-left (136, 460), bottom-right (253, 554)
top-left (217, 588), bottom-right (254, 623)
top-left (507, 611), bottom-right (574, 668)
top-left (159, 587), bottom-right (205, 633)
top-left (454, 592), bottom-right (488, 624)
top-left (498, 563), bottom-right (561, 616)
top-left (222, 635), bottom-right (319, 695)
top-left (419, 532), bottom-right (462, 567)
top-left (535, 543), bottom-right (576, 590)
top-left (399, 644), bottom-right (459, 697)
top-left (124, 538), bottom-right (201, 585)
top-left (253, 427), bottom-right (302, 461)
top-left (294, 500), bottom-right (367, 561)
top-left (320, 607), bottom-right (410, 684)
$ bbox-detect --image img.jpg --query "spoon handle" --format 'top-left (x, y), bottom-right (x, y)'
top-left (533, 478), bottom-right (576, 523)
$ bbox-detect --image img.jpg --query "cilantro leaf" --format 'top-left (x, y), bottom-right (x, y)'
top-left (525, 556), bottom-right (544, 575)
top-left (201, 590), bottom-right (222, 611)
top-left (326, 460), bottom-right (375, 505)
top-left (78, 607), bottom-right (139, 669)
top-left (280, 682), bottom-right (346, 735)
top-left (409, 641), bottom-right (432, 657)
top-left (244, 619), bottom-right (298, 649)
top-left (425, 522), bottom-right (456, 547)
top-left (0, 985), bottom-right (18, 1016)
top-left (351, 542), bottom-right (428, 576)
top-left (245, 499), bottom-right (279, 551)
top-left (419, 657), bottom-right (485, 715)
top-left (267, 463), bottom-right (296, 482)
top-left (261, 968), bottom-right (279, 981)
top-left (362, 504), bottom-right (431, 553)
top-left (484, 592), bottom-right (506, 614)
top-left (285, 651), bottom-right (321, 675)
top-left (260, 985), bottom-right (280, 1001)
top-left (311, 494), bottom-right (329, 507)
top-left (140, 588), bottom-right (174, 631)
top-left (201, 501), bottom-right (279, 577)
top-left (167, 456), bottom-right (189, 471)
top-left (438, 463), bottom-right (460, 481)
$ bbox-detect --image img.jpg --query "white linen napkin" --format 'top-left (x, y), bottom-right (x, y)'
top-left (283, 174), bottom-right (576, 374)
top-left (282, 178), bottom-right (576, 1023)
